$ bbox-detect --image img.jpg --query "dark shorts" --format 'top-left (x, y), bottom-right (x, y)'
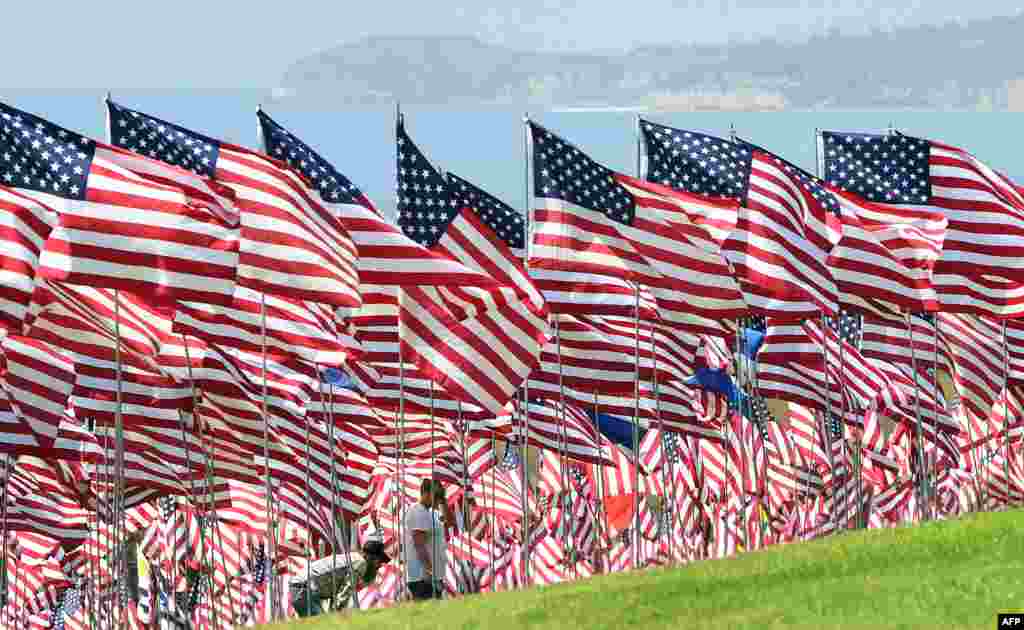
top-left (407, 579), bottom-right (443, 601)
top-left (291, 587), bottom-right (323, 618)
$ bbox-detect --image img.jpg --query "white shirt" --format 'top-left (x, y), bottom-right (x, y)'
top-left (402, 502), bottom-right (446, 583)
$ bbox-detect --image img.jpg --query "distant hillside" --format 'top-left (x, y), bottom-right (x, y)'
top-left (274, 14), bottom-right (1024, 110)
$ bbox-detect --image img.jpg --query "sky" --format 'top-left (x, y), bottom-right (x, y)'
top-left (2, 0), bottom-right (1020, 87)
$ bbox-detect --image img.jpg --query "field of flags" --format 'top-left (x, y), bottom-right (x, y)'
top-left (0, 94), bottom-right (1020, 630)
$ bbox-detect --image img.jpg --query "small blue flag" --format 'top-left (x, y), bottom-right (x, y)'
top-left (740, 328), bottom-right (765, 358)
top-left (320, 367), bottom-right (355, 389)
top-left (586, 411), bottom-right (646, 449)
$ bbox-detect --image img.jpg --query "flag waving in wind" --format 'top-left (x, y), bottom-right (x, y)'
top-left (394, 118), bottom-right (547, 415)
top-left (641, 120), bottom-right (839, 320)
top-left (821, 130), bottom-right (1024, 317)
top-left (107, 100), bottom-right (361, 313)
top-left (529, 120), bottom-right (745, 336)
top-left (0, 101), bottom-right (239, 305)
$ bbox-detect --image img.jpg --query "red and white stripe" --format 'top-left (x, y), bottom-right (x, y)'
top-left (35, 144), bottom-right (239, 305)
top-left (722, 148), bottom-right (840, 319)
top-left (828, 189), bottom-right (946, 313)
top-left (0, 187), bottom-right (56, 332)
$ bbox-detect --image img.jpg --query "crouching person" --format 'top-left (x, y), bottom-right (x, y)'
top-left (290, 534), bottom-right (391, 617)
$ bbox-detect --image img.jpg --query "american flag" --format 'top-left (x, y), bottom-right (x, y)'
top-left (394, 119), bottom-right (547, 415)
top-left (0, 187), bottom-right (56, 331)
top-left (0, 101), bottom-right (239, 305)
top-left (821, 130), bottom-right (1024, 317)
top-left (514, 398), bottom-right (611, 466)
top-left (107, 100), bottom-right (361, 312)
top-left (50, 587), bottom-right (83, 630)
top-left (529, 120), bottom-right (745, 336)
top-left (641, 120), bottom-right (839, 319)
top-left (259, 110), bottom-right (531, 416)
top-left (257, 110), bottom-right (498, 289)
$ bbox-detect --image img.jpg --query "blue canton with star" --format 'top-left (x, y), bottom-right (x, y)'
top-left (529, 121), bottom-right (636, 225)
top-left (258, 111), bottom-right (367, 206)
top-left (395, 120), bottom-right (458, 247)
top-left (500, 444), bottom-right (522, 472)
top-left (0, 102), bottom-right (94, 200)
top-left (640, 120), bottom-right (752, 201)
top-left (661, 431), bottom-right (680, 466)
top-left (51, 587), bottom-right (82, 630)
top-left (823, 309), bottom-right (863, 349)
top-left (820, 131), bottom-right (931, 204)
top-left (445, 171), bottom-right (525, 250)
top-left (107, 100), bottom-right (220, 178)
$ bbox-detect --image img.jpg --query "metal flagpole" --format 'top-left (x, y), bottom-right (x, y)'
top-left (97, 414), bottom-right (113, 630)
top-left (103, 96), bottom-right (128, 628)
top-left (1001, 322), bottom-right (1012, 509)
top-left (811, 134), bottom-right (841, 534)
top-left (428, 379), bottom-right (438, 598)
top-left (489, 433), bottom-right (497, 591)
top-left (0, 457), bottom-right (9, 613)
top-left (258, 293), bottom-right (278, 620)
top-left (836, 317), bottom-right (851, 530)
top-left (315, 375), bottom-right (338, 610)
top-left (735, 323), bottom-right (750, 551)
top-left (631, 286), bottom-right (642, 569)
top-left (593, 390), bottom-right (610, 573)
top-left (520, 111), bottom-right (533, 587)
top-left (457, 401), bottom-right (470, 594)
top-left (334, 383), bottom-right (359, 612)
top-left (112, 289), bottom-right (127, 628)
top-left (252, 111), bottom-right (281, 621)
top-left (820, 316), bottom-right (838, 532)
top-left (630, 114), bottom-right (644, 569)
top-left (651, 328), bottom-right (672, 565)
top-left (302, 377), bottom-right (314, 615)
top-left (906, 313), bottom-right (929, 522)
top-left (395, 101), bottom-right (409, 603)
top-left (553, 318), bottom-right (574, 577)
top-left (397, 351), bottom-right (407, 603)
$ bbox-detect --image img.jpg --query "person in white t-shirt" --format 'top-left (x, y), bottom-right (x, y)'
top-left (403, 478), bottom-right (453, 600)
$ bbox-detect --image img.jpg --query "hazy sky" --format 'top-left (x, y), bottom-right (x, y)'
top-left (4, 0), bottom-right (1019, 87)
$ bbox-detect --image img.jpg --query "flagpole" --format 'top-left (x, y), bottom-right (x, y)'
top-left (457, 400), bottom-right (470, 594)
top-left (905, 312), bottom-right (930, 522)
top-left (637, 117), bottom-right (674, 564)
top-left (395, 101), bottom-right (409, 603)
top-left (428, 379), bottom-right (438, 598)
top-left (333, 386), bottom-right (361, 612)
top-left (104, 95), bottom-right (128, 628)
top-left (0, 457), bottom-right (9, 614)
top-left (257, 293), bottom-right (278, 620)
top-left (521, 111), bottom-right (533, 587)
top-left (631, 113), bottom-right (644, 570)
top-left (1001, 321), bottom-right (1012, 509)
top-left (836, 318), bottom-right (851, 530)
top-left (819, 316), bottom-right (839, 533)
top-left (811, 133), bottom-right (840, 535)
top-left (553, 317), bottom-right (574, 575)
top-left (302, 373), bottom-right (315, 615)
top-left (735, 323), bottom-right (751, 551)
top-left (112, 289), bottom-right (128, 627)
top-left (177, 346), bottom-right (220, 630)
top-left (628, 283), bottom-right (643, 563)
top-left (593, 390), bottom-right (610, 573)
top-left (489, 432), bottom-right (497, 591)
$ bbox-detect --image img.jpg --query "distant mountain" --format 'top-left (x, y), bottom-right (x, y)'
top-left (273, 14), bottom-right (1024, 110)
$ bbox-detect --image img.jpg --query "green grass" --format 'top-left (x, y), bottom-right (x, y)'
top-left (273, 510), bottom-right (1024, 630)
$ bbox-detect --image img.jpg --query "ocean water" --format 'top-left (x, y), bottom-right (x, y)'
top-left (5, 89), bottom-right (1022, 218)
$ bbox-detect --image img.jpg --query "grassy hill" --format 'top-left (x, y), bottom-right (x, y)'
top-left (272, 509), bottom-right (1024, 630)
